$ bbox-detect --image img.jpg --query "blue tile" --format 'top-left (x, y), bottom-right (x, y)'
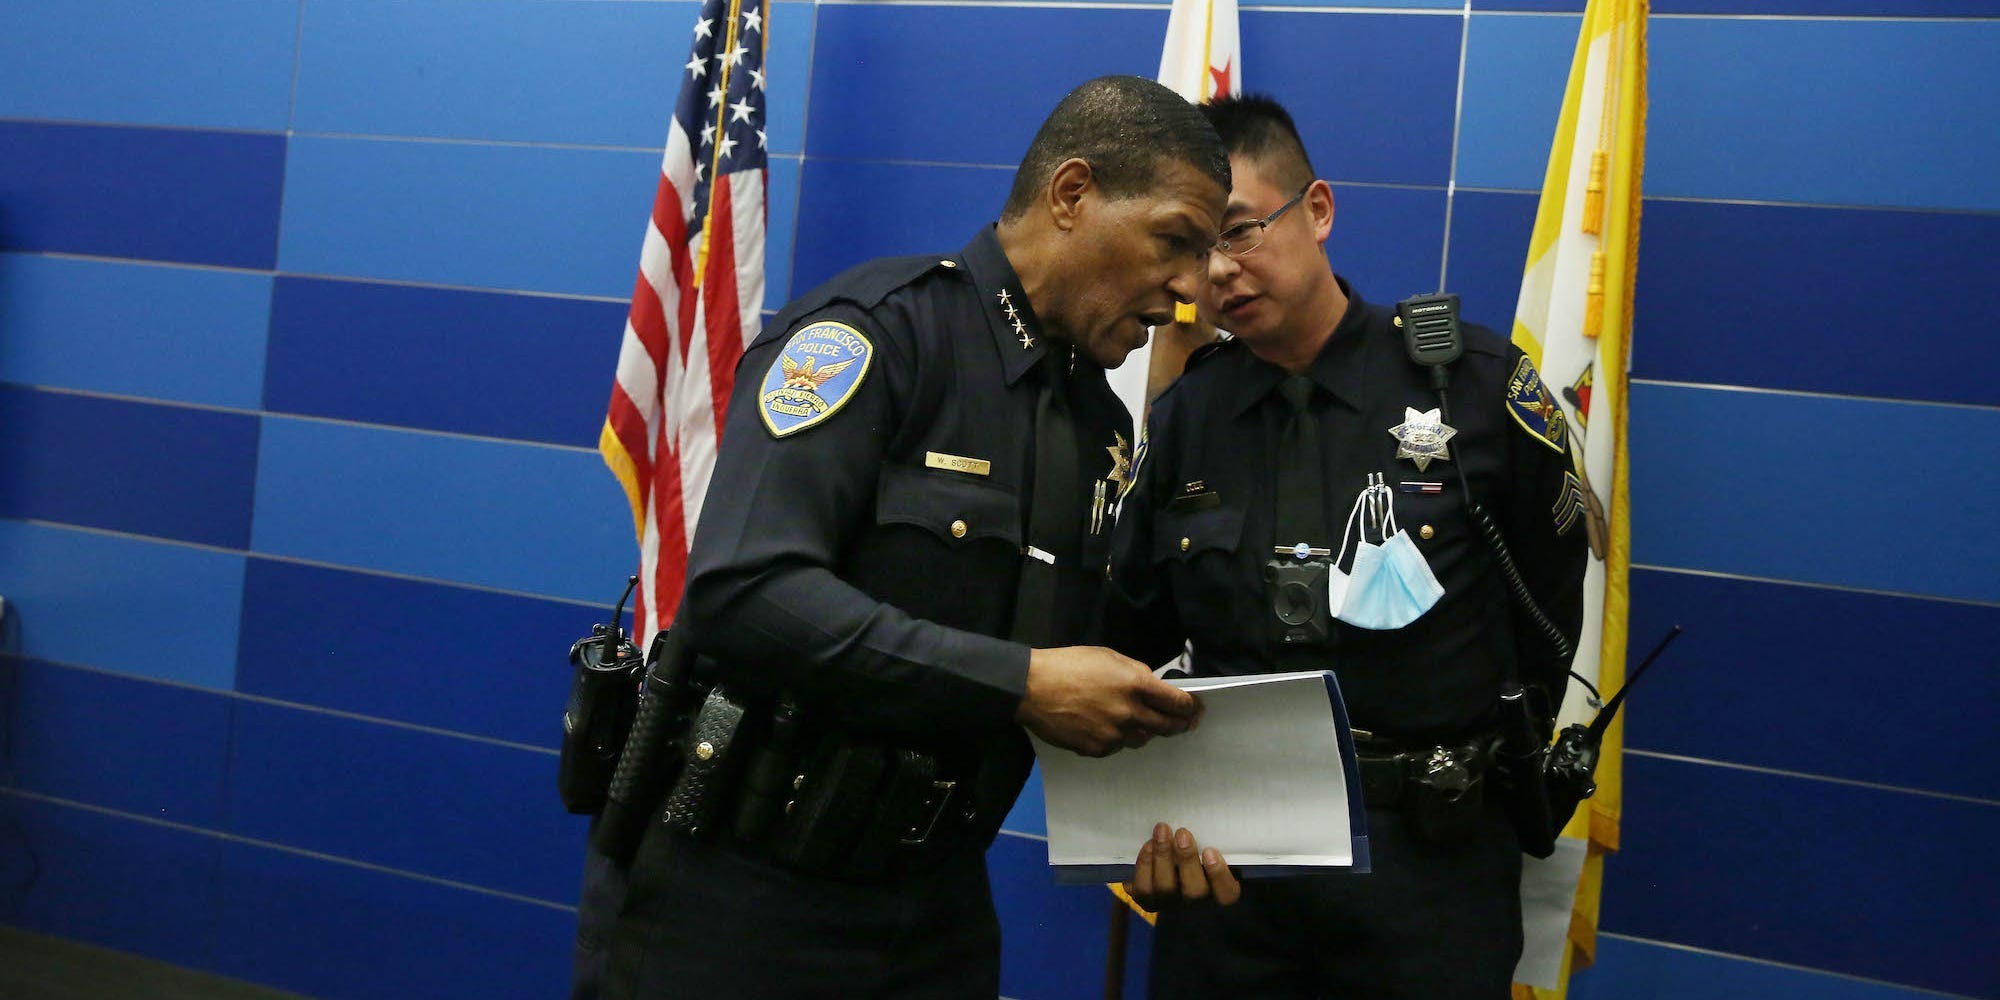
top-left (5, 658), bottom-right (231, 827)
top-left (0, 0), bottom-right (294, 131)
top-left (1445, 194), bottom-right (2000, 409)
top-left (1460, 14), bottom-right (2000, 209)
top-left (806, 5), bottom-right (1164, 166)
top-left (1326, 185), bottom-right (1447, 307)
top-left (264, 276), bottom-right (625, 447)
top-left (1649, 18), bottom-right (2000, 210)
top-left (0, 521), bottom-right (245, 690)
top-left (1238, 11), bottom-right (1463, 187)
top-left (1439, 189), bottom-right (1537, 327)
top-left (249, 416), bottom-right (634, 604)
top-left (1629, 200), bottom-right (2000, 408)
top-left (235, 558), bottom-right (585, 748)
top-left (990, 832), bottom-right (1122, 1000)
top-left (0, 796), bottom-right (222, 970)
top-left (0, 386), bottom-right (260, 550)
top-left (1456, 13), bottom-right (1583, 193)
top-left (293, 0), bottom-right (692, 146)
top-left (765, 3), bottom-right (816, 157)
top-left (0, 254), bottom-right (271, 410)
top-left (276, 135), bottom-right (657, 299)
top-left (1570, 934), bottom-right (1970, 1000)
top-left (1626, 570), bottom-right (2000, 801)
top-left (223, 699), bottom-right (589, 904)
top-left (0, 122), bottom-right (286, 268)
top-left (1605, 755), bottom-right (1999, 998)
top-left (790, 159), bottom-right (1015, 296)
top-left (1628, 383), bottom-right (2000, 605)
top-left (805, 6), bottom-right (1461, 188)
top-left (767, 154), bottom-right (801, 309)
top-left (213, 840), bottom-right (575, 1000)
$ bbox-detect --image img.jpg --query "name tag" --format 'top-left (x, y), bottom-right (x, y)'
top-left (925, 451), bottom-right (991, 477)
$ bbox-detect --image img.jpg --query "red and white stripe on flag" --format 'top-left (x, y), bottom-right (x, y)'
top-left (601, 0), bottom-right (769, 646)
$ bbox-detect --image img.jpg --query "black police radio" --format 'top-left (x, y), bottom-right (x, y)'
top-left (557, 576), bottom-right (645, 815)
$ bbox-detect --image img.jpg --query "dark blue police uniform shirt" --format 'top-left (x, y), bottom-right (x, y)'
top-left (680, 226), bottom-right (1133, 748)
top-left (1106, 280), bottom-right (1588, 742)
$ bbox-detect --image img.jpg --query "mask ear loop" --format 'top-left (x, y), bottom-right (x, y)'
top-left (1377, 474), bottom-right (1400, 540)
top-left (1333, 481), bottom-right (1372, 570)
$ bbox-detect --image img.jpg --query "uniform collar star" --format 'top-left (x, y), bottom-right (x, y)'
top-left (1389, 406), bottom-right (1456, 471)
top-left (1105, 431), bottom-right (1132, 488)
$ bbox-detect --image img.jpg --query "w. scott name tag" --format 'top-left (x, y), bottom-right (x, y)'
top-left (925, 451), bottom-right (991, 477)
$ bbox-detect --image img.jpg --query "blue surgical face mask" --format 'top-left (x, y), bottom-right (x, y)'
top-left (1329, 475), bottom-right (1445, 631)
top-left (1337, 530), bottom-right (1443, 630)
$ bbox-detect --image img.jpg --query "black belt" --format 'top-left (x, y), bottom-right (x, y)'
top-left (1354, 734), bottom-right (1495, 811)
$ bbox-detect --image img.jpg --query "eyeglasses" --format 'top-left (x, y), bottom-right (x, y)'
top-left (1213, 184), bottom-right (1312, 258)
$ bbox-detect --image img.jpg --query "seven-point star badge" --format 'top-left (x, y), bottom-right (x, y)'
top-left (1389, 406), bottom-right (1456, 471)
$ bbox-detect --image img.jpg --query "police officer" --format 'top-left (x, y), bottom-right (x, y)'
top-left (598, 76), bottom-right (1228, 999)
top-left (1107, 94), bottom-right (1588, 998)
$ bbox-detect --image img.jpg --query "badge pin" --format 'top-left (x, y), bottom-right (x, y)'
top-left (1388, 407), bottom-right (1456, 472)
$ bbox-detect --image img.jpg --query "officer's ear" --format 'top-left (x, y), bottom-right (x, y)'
top-left (1046, 157), bottom-right (1094, 234)
top-left (1307, 179), bottom-right (1335, 245)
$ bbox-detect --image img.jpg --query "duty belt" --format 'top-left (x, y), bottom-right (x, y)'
top-left (1352, 730), bottom-right (1495, 811)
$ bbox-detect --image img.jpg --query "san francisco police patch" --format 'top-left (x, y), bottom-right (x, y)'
top-left (1506, 355), bottom-right (1568, 454)
top-left (759, 321), bottom-right (874, 438)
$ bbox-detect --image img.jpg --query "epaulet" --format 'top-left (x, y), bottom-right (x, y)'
top-left (756, 255), bottom-right (959, 349)
top-left (1183, 335), bottom-right (1243, 371)
top-left (1459, 321), bottom-right (1510, 358)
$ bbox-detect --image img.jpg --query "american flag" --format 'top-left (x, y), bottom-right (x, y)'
top-left (601, 0), bottom-right (768, 645)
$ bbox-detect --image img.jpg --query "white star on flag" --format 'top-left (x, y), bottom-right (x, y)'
top-left (742, 9), bottom-right (762, 33)
top-left (694, 17), bottom-right (714, 38)
top-left (730, 97), bottom-right (757, 123)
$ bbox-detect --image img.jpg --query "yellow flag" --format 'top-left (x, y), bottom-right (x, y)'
top-left (1508, 0), bottom-right (1645, 996)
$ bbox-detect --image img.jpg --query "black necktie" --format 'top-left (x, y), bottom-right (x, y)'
top-left (1012, 353), bottom-right (1078, 648)
top-left (1273, 375), bottom-right (1328, 555)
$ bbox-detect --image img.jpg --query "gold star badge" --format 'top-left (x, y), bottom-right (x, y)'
top-left (1105, 431), bottom-right (1132, 488)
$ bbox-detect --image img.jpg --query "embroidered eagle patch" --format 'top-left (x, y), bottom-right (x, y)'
top-left (759, 321), bottom-right (874, 438)
top-left (1507, 355), bottom-right (1568, 454)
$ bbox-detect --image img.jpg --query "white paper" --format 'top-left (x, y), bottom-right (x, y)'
top-left (1033, 671), bottom-right (1356, 869)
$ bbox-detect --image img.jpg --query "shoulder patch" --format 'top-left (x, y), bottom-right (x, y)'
top-left (1506, 355), bottom-right (1568, 454)
top-left (759, 321), bottom-right (874, 438)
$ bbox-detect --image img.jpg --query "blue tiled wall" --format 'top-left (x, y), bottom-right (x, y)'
top-left (1, 2), bottom-right (1993, 998)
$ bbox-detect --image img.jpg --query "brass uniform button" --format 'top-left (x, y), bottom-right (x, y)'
top-left (695, 741), bottom-right (715, 761)
top-left (1419, 524), bottom-right (1434, 540)
top-left (950, 519), bottom-right (968, 538)
top-left (1180, 537), bottom-right (1192, 552)
top-left (939, 259), bottom-right (957, 267)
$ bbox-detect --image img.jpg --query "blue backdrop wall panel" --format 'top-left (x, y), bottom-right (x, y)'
top-left (1629, 383), bottom-right (2000, 604)
top-left (0, 387), bottom-right (260, 550)
top-left (276, 136), bottom-right (655, 299)
top-left (0, 254), bottom-right (273, 410)
top-left (293, 0), bottom-right (692, 147)
top-left (1608, 754), bottom-right (1999, 997)
top-left (0, 799), bottom-right (224, 969)
top-left (264, 276), bottom-right (624, 447)
top-left (6, 660), bottom-right (231, 827)
top-left (3, 2), bottom-right (1996, 998)
top-left (0, 520), bottom-right (246, 691)
top-left (0, 0), bottom-right (296, 131)
top-left (0, 122), bottom-right (285, 268)
top-left (249, 416), bottom-right (633, 605)
top-left (213, 843), bottom-right (574, 1000)
top-left (1629, 200), bottom-right (2000, 407)
top-left (1627, 569), bottom-right (2000, 801)
top-left (235, 558), bottom-right (582, 749)
top-left (224, 700), bottom-right (582, 905)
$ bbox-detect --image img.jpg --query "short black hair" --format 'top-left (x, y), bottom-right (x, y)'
top-left (1001, 76), bottom-right (1230, 221)
top-left (1199, 93), bottom-right (1317, 192)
